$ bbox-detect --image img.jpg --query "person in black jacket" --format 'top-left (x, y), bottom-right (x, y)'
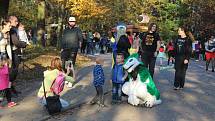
top-left (9, 16), bottom-right (27, 96)
top-left (173, 26), bottom-right (192, 90)
top-left (61, 16), bottom-right (83, 68)
top-left (141, 23), bottom-right (161, 78)
top-left (117, 35), bottom-right (131, 59)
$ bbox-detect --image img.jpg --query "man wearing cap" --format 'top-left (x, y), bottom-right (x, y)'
top-left (61, 16), bottom-right (83, 69)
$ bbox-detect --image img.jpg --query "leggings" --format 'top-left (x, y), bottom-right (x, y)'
top-left (0, 88), bottom-right (12, 103)
top-left (174, 56), bottom-right (188, 88)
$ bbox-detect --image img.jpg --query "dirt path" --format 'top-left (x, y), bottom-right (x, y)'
top-left (46, 56), bottom-right (215, 121)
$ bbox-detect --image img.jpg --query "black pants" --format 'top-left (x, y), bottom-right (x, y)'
top-left (81, 42), bottom-right (87, 54)
top-left (194, 51), bottom-right (200, 60)
top-left (141, 51), bottom-right (156, 78)
top-left (10, 52), bottom-right (20, 82)
top-left (9, 51), bottom-right (21, 95)
top-left (174, 56), bottom-right (188, 88)
top-left (112, 82), bottom-right (123, 101)
top-left (61, 48), bottom-right (78, 70)
top-left (0, 88), bottom-right (12, 103)
top-left (91, 86), bottom-right (104, 105)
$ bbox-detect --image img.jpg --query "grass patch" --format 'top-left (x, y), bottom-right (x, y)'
top-left (17, 45), bottom-right (92, 80)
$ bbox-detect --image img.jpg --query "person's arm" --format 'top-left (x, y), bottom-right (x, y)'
top-left (122, 70), bottom-right (128, 81)
top-left (156, 41), bottom-right (161, 52)
top-left (184, 39), bottom-right (192, 63)
top-left (155, 34), bottom-right (161, 56)
top-left (60, 30), bottom-right (65, 51)
top-left (64, 67), bottom-right (75, 83)
top-left (10, 29), bottom-right (26, 48)
top-left (77, 28), bottom-right (83, 48)
top-left (0, 32), bottom-right (3, 40)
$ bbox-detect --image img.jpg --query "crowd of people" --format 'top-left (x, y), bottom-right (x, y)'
top-left (0, 16), bottom-right (28, 108)
top-left (0, 15), bottom-right (215, 113)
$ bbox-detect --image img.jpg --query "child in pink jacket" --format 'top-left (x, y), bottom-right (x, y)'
top-left (0, 54), bottom-right (17, 108)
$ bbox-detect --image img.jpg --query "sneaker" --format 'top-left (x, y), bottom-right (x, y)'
top-left (173, 87), bottom-right (180, 90)
top-left (179, 87), bottom-right (183, 90)
top-left (212, 70), bottom-right (214, 72)
top-left (7, 102), bottom-right (17, 108)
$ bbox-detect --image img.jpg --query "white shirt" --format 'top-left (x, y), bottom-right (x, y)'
top-left (18, 30), bottom-right (30, 44)
top-left (0, 38), bottom-right (8, 53)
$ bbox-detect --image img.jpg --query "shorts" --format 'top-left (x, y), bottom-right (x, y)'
top-left (205, 52), bottom-right (215, 60)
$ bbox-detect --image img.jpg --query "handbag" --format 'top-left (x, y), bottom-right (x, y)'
top-left (42, 78), bottom-right (62, 115)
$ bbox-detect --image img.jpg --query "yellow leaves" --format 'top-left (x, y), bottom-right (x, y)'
top-left (67, 0), bottom-right (109, 19)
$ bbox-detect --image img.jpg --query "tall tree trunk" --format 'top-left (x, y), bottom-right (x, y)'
top-left (37, 0), bottom-right (46, 47)
top-left (0, 0), bottom-right (10, 24)
top-left (57, 0), bottom-right (68, 49)
top-left (46, 17), bottom-right (52, 46)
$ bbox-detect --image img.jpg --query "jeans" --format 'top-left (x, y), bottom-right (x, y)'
top-left (112, 82), bottom-right (123, 101)
top-left (174, 56), bottom-right (188, 88)
top-left (38, 97), bottom-right (69, 109)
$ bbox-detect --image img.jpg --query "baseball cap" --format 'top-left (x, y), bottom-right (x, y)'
top-left (68, 17), bottom-right (76, 22)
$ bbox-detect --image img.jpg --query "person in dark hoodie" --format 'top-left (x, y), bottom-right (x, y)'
top-left (8, 16), bottom-right (27, 96)
top-left (61, 16), bottom-right (83, 68)
top-left (173, 26), bottom-right (192, 90)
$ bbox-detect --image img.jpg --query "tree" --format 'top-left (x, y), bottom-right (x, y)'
top-left (37, 0), bottom-right (46, 46)
top-left (0, 0), bottom-right (10, 23)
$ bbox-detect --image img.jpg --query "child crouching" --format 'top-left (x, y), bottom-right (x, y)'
top-left (37, 57), bottom-right (75, 109)
top-left (90, 57), bottom-right (105, 107)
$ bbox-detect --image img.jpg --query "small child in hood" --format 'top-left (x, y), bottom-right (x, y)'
top-left (90, 57), bottom-right (105, 107)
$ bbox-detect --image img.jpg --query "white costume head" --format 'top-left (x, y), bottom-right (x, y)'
top-left (123, 57), bottom-right (140, 73)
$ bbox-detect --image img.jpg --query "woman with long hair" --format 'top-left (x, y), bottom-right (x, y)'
top-left (141, 23), bottom-right (161, 78)
top-left (173, 26), bottom-right (192, 90)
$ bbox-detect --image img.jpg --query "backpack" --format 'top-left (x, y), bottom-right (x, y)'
top-left (50, 72), bottom-right (65, 95)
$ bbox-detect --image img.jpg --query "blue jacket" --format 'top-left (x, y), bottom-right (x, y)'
top-left (112, 64), bottom-right (124, 84)
top-left (93, 64), bottom-right (105, 87)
